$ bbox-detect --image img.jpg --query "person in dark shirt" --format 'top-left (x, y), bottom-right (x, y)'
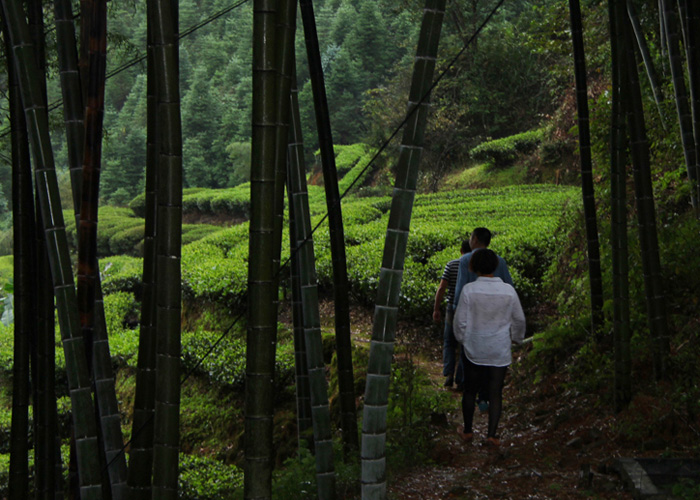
top-left (433, 240), bottom-right (470, 388)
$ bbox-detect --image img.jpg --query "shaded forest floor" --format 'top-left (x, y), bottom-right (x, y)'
top-left (336, 303), bottom-right (699, 500)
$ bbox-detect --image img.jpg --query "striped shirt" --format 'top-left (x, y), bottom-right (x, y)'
top-left (440, 259), bottom-right (460, 305)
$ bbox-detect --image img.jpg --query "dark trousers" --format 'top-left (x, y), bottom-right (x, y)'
top-left (443, 316), bottom-right (464, 384)
top-left (461, 357), bottom-right (507, 438)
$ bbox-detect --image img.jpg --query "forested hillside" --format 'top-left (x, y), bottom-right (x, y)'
top-left (0, 0), bottom-right (699, 499)
top-left (0, 0), bottom-right (564, 223)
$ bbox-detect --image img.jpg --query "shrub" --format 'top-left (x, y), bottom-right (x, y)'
top-left (103, 291), bottom-right (138, 335)
top-left (109, 223), bottom-right (145, 256)
top-left (130, 187), bottom-right (205, 217)
top-left (0, 256), bottom-right (12, 287)
top-left (209, 187), bottom-right (250, 219)
top-left (182, 224), bottom-right (223, 246)
top-left (180, 327), bottom-right (295, 391)
top-left (100, 255), bottom-right (143, 295)
top-left (470, 128), bottom-right (546, 167)
top-left (178, 453), bottom-right (243, 500)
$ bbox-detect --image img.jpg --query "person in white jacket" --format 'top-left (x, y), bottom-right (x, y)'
top-left (453, 248), bottom-right (525, 447)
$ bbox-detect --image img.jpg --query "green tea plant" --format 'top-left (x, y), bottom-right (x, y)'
top-left (470, 128), bottom-right (546, 167)
top-left (178, 453), bottom-right (243, 500)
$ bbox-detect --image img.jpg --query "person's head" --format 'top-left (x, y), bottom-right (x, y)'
top-left (469, 248), bottom-right (498, 276)
top-left (469, 227), bottom-right (492, 249)
top-left (460, 239), bottom-right (471, 255)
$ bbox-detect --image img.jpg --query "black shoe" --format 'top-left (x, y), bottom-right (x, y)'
top-left (444, 376), bottom-right (453, 387)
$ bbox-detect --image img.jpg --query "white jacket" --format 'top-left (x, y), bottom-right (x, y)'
top-left (453, 277), bottom-right (526, 367)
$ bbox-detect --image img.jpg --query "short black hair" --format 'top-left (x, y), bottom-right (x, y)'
top-left (460, 240), bottom-right (471, 253)
top-left (472, 227), bottom-right (492, 247)
top-left (470, 248), bottom-right (498, 275)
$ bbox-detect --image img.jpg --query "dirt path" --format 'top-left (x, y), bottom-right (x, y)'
top-left (382, 333), bottom-right (635, 499)
top-left (332, 303), bottom-right (697, 499)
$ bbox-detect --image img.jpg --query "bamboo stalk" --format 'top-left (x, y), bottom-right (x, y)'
top-left (624, 11), bottom-right (670, 380)
top-left (361, 1), bottom-right (445, 498)
top-left (128, 0), bottom-right (159, 496)
top-left (299, 0), bottom-right (359, 456)
top-left (150, 0), bottom-right (183, 497)
top-left (568, 0), bottom-right (604, 337)
top-left (245, 0), bottom-right (278, 497)
top-left (609, 0), bottom-right (632, 411)
top-left (288, 70), bottom-right (337, 500)
top-left (5, 18), bottom-right (33, 498)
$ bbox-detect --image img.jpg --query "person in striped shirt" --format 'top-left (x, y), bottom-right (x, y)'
top-left (433, 239), bottom-right (471, 388)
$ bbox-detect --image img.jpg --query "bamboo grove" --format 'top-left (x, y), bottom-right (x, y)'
top-left (0, 0), bottom-right (698, 499)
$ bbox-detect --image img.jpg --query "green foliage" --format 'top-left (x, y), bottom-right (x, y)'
top-left (108, 223), bottom-right (145, 256)
top-left (180, 328), bottom-right (295, 391)
top-left (100, 255), bottom-right (143, 295)
top-left (129, 187), bottom-right (206, 217)
top-left (0, 452), bottom-right (36, 499)
top-left (107, 329), bottom-right (140, 368)
top-left (470, 128), bottom-right (546, 167)
top-left (0, 454), bottom-right (9, 498)
top-left (225, 142), bottom-right (251, 187)
top-left (672, 478), bottom-right (700, 500)
top-left (0, 223), bottom-right (11, 256)
top-left (178, 453), bottom-right (243, 500)
top-left (271, 442), bottom-right (361, 500)
top-left (271, 447), bottom-right (317, 500)
top-left (101, 74), bottom-right (147, 204)
top-left (103, 291), bottom-right (138, 335)
top-left (386, 352), bottom-right (452, 470)
top-left (181, 224), bottom-right (250, 307)
top-left (0, 323), bottom-right (13, 376)
top-left (182, 184), bottom-right (251, 219)
top-left (0, 257), bottom-right (12, 303)
top-left (182, 224), bottom-right (224, 246)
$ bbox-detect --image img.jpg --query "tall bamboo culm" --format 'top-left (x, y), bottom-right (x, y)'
top-left (299, 0), bottom-right (359, 454)
top-left (77, 1), bottom-right (129, 495)
top-left (624, 11), bottom-right (670, 379)
top-left (150, 0), bottom-right (183, 496)
top-left (5, 19), bottom-right (33, 498)
top-left (568, 0), bottom-right (604, 336)
top-left (1, 0), bottom-right (104, 497)
top-left (609, 0), bottom-right (632, 410)
top-left (287, 189), bottom-right (313, 449)
top-left (660, 0), bottom-right (698, 211)
top-left (288, 72), bottom-right (313, 450)
top-left (128, 0), bottom-right (159, 495)
top-left (678, 0), bottom-right (700, 214)
top-left (361, 2), bottom-right (445, 498)
top-left (245, 0), bottom-right (278, 497)
top-left (626, 0), bottom-right (666, 126)
top-left (287, 70), bottom-right (337, 500)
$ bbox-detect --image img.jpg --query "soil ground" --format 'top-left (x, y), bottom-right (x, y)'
top-left (336, 303), bottom-right (698, 500)
top-left (385, 347), bottom-right (634, 499)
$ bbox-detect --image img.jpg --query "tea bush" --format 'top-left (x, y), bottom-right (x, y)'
top-left (470, 128), bottom-right (546, 167)
top-left (100, 255), bottom-right (143, 295)
top-left (178, 453), bottom-right (243, 500)
top-left (180, 328), bottom-right (295, 391)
